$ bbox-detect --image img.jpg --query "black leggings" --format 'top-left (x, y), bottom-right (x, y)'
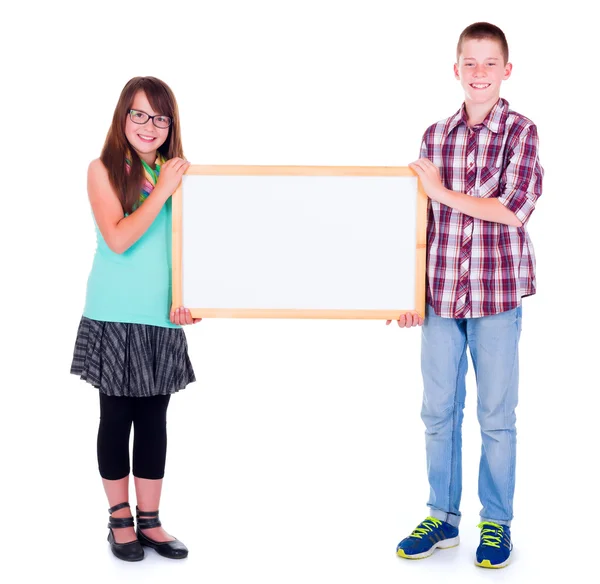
top-left (98, 392), bottom-right (171, 480)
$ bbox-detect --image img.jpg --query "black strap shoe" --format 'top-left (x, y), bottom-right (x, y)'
top-left (136, 506), bottom-right (188, 559)
top-left (107, 502), bottom-right (145, 562)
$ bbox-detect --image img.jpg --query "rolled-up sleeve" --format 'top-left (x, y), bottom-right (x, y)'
top-left (497, 125), bottom-right (544, 225)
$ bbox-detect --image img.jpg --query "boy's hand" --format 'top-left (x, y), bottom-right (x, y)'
top-left (170, 306), bottom-right (202, 325)
top-left (386, 312), bottom-right (424, 328)
top-left (409, 158), bottom-right (448, 203)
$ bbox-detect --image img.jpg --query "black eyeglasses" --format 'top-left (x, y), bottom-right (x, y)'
top-left (129, 109), bottom-right (172, 129)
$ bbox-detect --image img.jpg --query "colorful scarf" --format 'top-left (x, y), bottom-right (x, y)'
top-left (125, 153), bottom-right (166, 207)
top-left (139, 155), bottom-right (165, 203)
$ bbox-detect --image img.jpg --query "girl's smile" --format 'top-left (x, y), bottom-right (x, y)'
top-left (137, 134), bottom-right (158, 143)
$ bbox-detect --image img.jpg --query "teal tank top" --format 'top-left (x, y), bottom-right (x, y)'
top-left (83, 195), bottom-right (178, 329)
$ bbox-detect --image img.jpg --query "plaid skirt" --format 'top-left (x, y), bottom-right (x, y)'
top-left (70, 316), bottom-right (196, 397)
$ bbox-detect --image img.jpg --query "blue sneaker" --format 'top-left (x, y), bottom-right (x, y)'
top-left (475, 522), bottom-right (512, 568)
top-left (396, 516), bottom-right (460, 559)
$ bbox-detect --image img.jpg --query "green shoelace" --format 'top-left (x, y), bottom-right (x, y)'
top-left (410, 516), bottom-right (443, 539)
top-left (477, 521), bottom-right (504, 548)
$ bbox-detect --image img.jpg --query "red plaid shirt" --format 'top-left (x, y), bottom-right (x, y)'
top-left (421, 98), bottom-right (544, 319)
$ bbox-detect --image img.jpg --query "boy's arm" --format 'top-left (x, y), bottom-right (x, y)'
top-left (410, 158), bottom-right (522, 226)
top-left (496, 125), bottom-right (543, 225)
top-left (411, 125), bottom-right (543, 227)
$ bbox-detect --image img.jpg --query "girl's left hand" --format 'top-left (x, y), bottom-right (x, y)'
top-left (170, 307), bottom-right (202, 325)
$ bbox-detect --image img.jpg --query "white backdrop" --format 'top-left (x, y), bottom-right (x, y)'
top-left (2, 1), bottom-right (597, 583)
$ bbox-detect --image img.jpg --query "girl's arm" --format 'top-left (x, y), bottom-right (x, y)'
top-left (88, 157), bottom-right (189, 254)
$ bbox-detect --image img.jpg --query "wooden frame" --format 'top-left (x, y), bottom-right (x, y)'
top-left (172, 165), bottom-right (427, 320)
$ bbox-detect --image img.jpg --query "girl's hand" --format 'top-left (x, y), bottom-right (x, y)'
top-left (385, 312), bottom-right (424, 327)
top-left (170, 306), bottom-right (202, 325)
top-left (156, 158), bottom-right (191, 198)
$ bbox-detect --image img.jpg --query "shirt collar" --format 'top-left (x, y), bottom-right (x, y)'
top-left (446, 97), bottom-right (509, 134)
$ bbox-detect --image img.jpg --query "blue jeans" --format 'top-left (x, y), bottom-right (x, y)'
top-left (420, 304), bottom-right (522, 528)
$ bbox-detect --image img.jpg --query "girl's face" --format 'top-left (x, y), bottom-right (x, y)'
top-left (124, 91), bottom-right (170, 164)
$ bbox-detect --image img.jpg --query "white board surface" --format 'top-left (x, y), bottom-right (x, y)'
top-left (175, 168), bottom-right (425, 318)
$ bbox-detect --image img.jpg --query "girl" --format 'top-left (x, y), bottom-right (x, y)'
top-left (71, 77), bottom-right (200, 562)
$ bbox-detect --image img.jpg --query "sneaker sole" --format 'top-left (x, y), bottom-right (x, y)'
top-left (475, 557), bottom-right (510, 569)
top-left (397, 536), bottom-right (460, 560)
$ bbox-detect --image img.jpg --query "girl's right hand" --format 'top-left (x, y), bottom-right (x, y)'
top-left (156, 157), bottom-right (191, 198)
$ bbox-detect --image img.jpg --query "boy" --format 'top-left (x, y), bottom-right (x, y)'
top-left (389, 22), bottom-right (543, 569)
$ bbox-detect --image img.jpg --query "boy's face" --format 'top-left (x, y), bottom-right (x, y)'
top-left (454, 38), bottom-right (512, 108)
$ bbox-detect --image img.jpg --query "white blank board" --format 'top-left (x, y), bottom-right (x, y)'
top-left (173, 167), bottom-right (426, 319)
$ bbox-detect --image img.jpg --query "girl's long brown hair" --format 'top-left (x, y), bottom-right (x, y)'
top-left (100, 77), bottom-right (184, 214)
